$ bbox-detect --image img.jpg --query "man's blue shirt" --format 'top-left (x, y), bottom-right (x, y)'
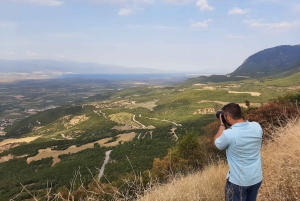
top-left (215, 121), bottom-right (263, 186)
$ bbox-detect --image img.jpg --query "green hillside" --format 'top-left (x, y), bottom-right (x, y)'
top-left (1, 72), bottom-right (300, 200)
top-left (259, 70), bottom-right (300, 87)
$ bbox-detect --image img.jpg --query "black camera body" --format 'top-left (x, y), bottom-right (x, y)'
top-left (216, 111), bottom-right (227, 126)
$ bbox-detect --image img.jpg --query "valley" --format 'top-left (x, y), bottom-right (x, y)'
top-left (1, 73), bottom-right (299, 200)
top-left (0, 47), bottom-right (300, 199)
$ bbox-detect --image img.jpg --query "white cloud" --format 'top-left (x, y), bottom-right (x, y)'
top-left (152, 25), bottom-right (180, 29)
top-left (163, 0), bottom-right (192, 4)
top-left (228, 7), bottom-right (249, 15)
top-left (134, 0), bottom-right (153, 4)
top-left (90, 0), bottom-right (127, 4)
top-left (225, 33), bottom-right (243, 38)
top-left (27, 51), bottom-right (39, 57)
top-left (0, 21), bottom-right (16, 28)
top-left (54, 54), bottom-right (65, 58)
top-left (126, 24), bottom-right (180, 29)
top-left (196, 0), bottom-right (213, 11)
top-left (118, 5), bottom-right (144, 16)
top-left (8, 52), bottom-right (16, 55)
top-left (245, 19), bottom-right (300, 32)
top-left (11, 0), bottom-right (63, 6)
top-left (48, 32), bottom-right (84, 38)
top-left (190, 19), bottom-right (212, 28)
top-left (243, 19), bottom-right (262, 24)
top-left (118, 7), bottom-right (135, 15)
top-left (257, 0), bottom-right (281, 2)
top-left (294, 4), bottom-right (300, 12)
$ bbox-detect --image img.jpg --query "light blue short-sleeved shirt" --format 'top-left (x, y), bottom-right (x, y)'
top-left (215, 121), bottom-right (263, 186)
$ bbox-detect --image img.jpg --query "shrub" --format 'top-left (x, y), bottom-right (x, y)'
top-left (151, 131), bottom-right (224, 182)
top-left (245, 92), bottom-right (300, 140)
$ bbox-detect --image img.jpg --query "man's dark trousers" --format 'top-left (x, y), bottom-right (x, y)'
top-left (225, 180), bottom-right (262, 201)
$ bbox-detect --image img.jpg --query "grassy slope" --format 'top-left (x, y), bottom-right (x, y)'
top-left (137, 117), bottom-right (300, 201)
top-left (259, 71), bottom-right (300, 86)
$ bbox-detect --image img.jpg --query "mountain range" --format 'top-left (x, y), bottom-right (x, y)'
top-left (1, 44), bottom-right (300, 79)
top-left (231, 44), bottom-right (300, 77)
top-left (0, 60), bottom-right (165, 75)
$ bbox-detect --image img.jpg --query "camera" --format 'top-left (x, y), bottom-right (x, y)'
top-left (216, 111), bottom-right (227, 126)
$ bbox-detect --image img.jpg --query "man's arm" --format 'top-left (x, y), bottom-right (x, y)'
top-left (214, 124), bottom-right (226, 145)
top-left (213, 115), bottom-right (226, 147)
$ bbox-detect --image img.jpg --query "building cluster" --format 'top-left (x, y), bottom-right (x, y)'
top-left (0, 118), bottom-right (17, 136)
top-left (0, 105), bottom-right (60, 136)
top-left (25, 105), bottom-right (60, 113)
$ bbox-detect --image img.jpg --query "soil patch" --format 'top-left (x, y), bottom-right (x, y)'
top-left (0, 136), bottom-right (40, 147)
top-left (0, 154), bottom-right (27, 163)
top-left (126, 100), bottom-right (158, 111)
top-left (228, 91), bottom-right (261, 96)
top-left (62, 115), bottom-right (89, 128)
top-left (27, 132), bottom-right (136, 166)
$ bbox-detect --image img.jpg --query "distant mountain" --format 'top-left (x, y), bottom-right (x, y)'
top-left (230, 45), bottom-right (300, 77)
top-left (0, 60), bottom-right (164, 75)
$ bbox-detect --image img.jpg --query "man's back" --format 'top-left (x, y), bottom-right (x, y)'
top-left (214, 103), bottom-right (263, 200)
top-left (215, 121), bottom-right (263, 186)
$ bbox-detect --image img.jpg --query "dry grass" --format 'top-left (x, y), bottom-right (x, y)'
top-left (137, 161), bottom-right (228, 201)
top-left (137, 117), bottom-right (300, 201)
top-left (257, 117), bottom-right (300, 201)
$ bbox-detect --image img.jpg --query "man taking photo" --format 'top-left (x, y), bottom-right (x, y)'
top-left (214, 103), bottom-right (263, 201)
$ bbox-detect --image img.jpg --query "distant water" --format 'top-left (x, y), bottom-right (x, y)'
top-left (59, 73), bottom-right (198, 80)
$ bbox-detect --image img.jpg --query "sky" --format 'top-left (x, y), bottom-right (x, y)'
top-left (0, 0), bottom-right (300, 74)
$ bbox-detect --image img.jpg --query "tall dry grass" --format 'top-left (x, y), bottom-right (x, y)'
top-left (257, 117), bottom-right (300, 201)
top-left (137, 117), bottom-right (300, 201)
top-left (137, 161), bottom-right (228, 201)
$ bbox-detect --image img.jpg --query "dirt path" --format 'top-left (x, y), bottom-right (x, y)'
top-left (143, 117), bottom-right (181, 141)
top-left (132, 115), bottom-right (146, 128)
top-left (145, 117), bottom-right (182, 127)
top-left (98, 150), bottom-right (112, 181)
top-left (94, 110), bottom-right (107, 119)
top-left (142, 131), bottom-right (153, 139)
top-left (168, 128), bottom-right (178, 141)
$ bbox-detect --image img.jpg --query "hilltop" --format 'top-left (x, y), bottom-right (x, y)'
top-left (231, 44), bottom-right (300, 77)
top-left (184, 44), bottom-right (300, 84)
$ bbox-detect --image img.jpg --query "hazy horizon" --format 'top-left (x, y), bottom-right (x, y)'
top-left (1, 0), bottom-right (299, 73)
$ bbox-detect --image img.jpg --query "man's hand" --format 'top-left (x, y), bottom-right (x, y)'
top-left (213, 114), bottom-right (226, 147)
top-left (219, 113), bottom-right (224, 125)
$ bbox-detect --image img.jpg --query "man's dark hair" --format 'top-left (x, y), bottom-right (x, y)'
top-left (222, 103), bottom-right (242, 120)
